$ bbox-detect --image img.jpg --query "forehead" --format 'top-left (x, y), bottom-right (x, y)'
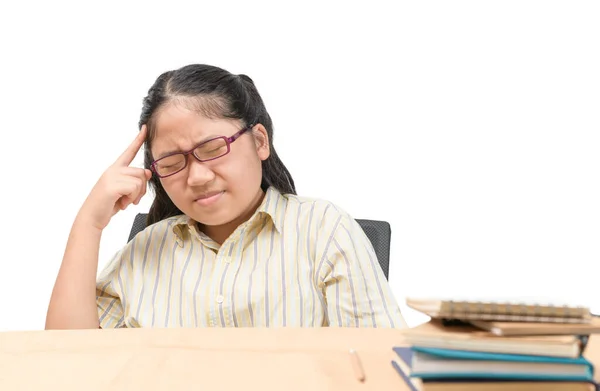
top-left (151, 103), bottom-right (241, 156)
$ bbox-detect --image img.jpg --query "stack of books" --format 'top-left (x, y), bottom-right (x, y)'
top-left (393, 298), bottom-right (600, 390)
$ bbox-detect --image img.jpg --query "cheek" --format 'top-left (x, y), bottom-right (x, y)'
top-left (216, 154), bottom-right (263, 191)
top-left (226, 147), bottom-right (263, 177)
top-left (239, 151), bottom-right (263, 176)
top-left (159, 177), bottom-right (185, 199)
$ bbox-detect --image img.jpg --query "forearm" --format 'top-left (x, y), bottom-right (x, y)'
top-left (325, 284), bottom-right (406, 328)
top-left (45, 215), bottom-right (102, 329)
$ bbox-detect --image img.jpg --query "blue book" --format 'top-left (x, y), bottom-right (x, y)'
top-left (392, 347), bottom-right (421, 391)
top-left (397, 346), bottom-right (594, 382)
top-left (392, 347), bottom-right (599, 390)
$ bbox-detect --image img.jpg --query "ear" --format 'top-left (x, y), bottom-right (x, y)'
top-left (252, 124), bottom-right (270, 161)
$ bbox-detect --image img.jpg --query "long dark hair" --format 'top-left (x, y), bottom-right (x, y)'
top-left (138, 64), bottom-right (296, 226)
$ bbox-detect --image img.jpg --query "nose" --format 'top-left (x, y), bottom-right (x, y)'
top-left (186, 157), bottom-right (216, 187)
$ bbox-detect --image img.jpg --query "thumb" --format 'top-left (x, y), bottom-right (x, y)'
top-left (145, 169), bottom-right (152, 180)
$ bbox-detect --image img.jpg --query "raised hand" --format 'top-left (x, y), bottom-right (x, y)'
top-left (78, 125), bottom-right (153, 231)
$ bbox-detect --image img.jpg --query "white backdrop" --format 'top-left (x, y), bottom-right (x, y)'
top-left (0, 1), bottom-right (598, 331)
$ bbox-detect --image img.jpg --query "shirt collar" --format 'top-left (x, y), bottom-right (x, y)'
top-left (258, 186), bottom-right (285, 233)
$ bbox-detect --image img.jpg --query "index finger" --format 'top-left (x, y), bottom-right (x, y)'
top-left (115, 125), bottom-right (147, 166)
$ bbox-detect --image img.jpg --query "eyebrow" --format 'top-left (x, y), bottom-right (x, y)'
top-left (155, 134), bottom-right (219, 159)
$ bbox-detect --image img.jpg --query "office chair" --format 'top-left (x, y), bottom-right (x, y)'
top-left (128, 213), bottom-right (392, 279)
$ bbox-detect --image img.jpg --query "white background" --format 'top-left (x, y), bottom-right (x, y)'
top-left (0, 1), bottom-right (598, 331)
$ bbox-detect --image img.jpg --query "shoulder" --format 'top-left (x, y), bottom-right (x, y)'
top-left (282, 191), bottom-right (357, 231)
top-left (129, 214), bottom-right (185, 244)
top-left (109, 215), bottom-right (185, 263)
top-left (98, 215), bottom-right (184, 280)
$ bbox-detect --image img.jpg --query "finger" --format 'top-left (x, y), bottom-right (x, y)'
top-left (126, 177), bottom-right (146, 206)
top-left (132, 170), bottom-right (153, 205)
top-left (120, 167), bottom-right (150, 182)
top-left (118, 196), bottom-right (133, 211)
top-left (119, 170), bottom-right (148, 205)
top-left (133, 178), bottom-right (148, 205)
top-left (114, 125), bottom-right (147, 167)
top-left (112, 177), bottom-right (143, 206)
top-left (118, 190), bottom-right (139, 210)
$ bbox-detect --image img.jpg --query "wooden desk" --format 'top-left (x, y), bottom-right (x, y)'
top-left (0, 328), bottom-right (598, 390)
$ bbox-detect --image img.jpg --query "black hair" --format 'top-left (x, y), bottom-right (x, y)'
top-left (138, 64), bottom-right (296, 226)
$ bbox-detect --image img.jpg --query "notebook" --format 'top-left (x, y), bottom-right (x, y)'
top-left (407, 298), bottom-right (592, 323)
top-left (401, 320), bottom-right (586, 358)
top-left (469, 317), bottom-right (600, 337)
top-left (391, 347), bottom-right (596, 391)
top-left (407, 347), bottom-right (594, 381)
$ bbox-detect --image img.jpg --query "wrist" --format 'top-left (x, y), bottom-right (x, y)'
top-left (73, 210), bottom-right (106, 233)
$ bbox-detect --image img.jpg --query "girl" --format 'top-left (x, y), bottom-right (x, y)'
top-left (45, 64), bottom-right (406, 329)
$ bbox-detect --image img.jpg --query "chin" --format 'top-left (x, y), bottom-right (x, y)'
top-left (189, 210), bottom-right (236, 227)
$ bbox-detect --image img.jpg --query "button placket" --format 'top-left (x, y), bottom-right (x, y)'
top-left (215, 240), bottom-right (240, 327)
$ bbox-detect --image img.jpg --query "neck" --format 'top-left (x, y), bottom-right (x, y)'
top-left (200, 188), bottom-right (266, 245)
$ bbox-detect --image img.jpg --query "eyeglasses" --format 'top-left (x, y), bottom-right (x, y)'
top-left (150, 124), bottom-right (254, 178)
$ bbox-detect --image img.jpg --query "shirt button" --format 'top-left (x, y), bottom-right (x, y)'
top-left (216, 295), bottom-right (224, 304)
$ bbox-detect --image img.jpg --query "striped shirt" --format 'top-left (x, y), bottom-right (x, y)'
top-left (96, 187), bottom-right (406, 328)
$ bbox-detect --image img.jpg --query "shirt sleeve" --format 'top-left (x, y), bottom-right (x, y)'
top-left (96, 249), bottom-right (126, 329)
top-left (318, 213), bottom-right (407, 328)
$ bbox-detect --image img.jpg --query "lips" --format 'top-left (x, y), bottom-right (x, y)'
top-left (194, 190), bottom-right (225, 207)
top-left (195, 191), bottom-right (224, 201)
